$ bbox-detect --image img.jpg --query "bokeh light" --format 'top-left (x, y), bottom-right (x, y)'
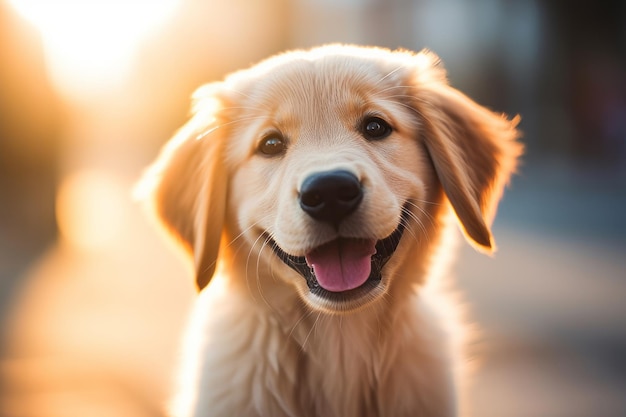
top-left (56, 169), bottom-right (128, 251)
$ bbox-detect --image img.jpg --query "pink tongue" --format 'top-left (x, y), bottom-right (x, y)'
top-left (305, 239), bottom-right (377, 292)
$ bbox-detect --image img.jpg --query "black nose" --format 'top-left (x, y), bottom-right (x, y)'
top-left (299, 170), bottom-right (363, 225)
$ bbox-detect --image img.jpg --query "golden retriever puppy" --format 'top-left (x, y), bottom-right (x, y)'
top-left (139, 44), bottom-right (521, 417)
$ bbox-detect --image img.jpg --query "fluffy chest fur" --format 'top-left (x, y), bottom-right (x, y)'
top-left (174, 274), bottom-right (460, 417)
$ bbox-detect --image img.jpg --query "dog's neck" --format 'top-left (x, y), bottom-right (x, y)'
top-left (194, 220), bottom-right (461, 417)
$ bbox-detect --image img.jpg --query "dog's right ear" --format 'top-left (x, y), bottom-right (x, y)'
top-left (137, 83), bottom-right (229, 291)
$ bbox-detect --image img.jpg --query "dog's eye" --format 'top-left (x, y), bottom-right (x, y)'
top-left (360, 116), bottom-right (392, 140)
top-left (258, 134), bottom-right (286, 156)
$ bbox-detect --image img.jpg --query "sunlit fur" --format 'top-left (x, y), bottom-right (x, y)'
top-left (138, 44), bottom-right (522, 417)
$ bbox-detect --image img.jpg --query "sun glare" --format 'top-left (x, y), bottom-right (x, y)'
top-left (8, 0), bottom-right (181, 98)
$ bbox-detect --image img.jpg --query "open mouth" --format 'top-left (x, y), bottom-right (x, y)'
top-left (269, 204), bottom-right (410, 302)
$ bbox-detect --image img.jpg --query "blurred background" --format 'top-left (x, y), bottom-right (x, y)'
top-left (0, 0), bottom-right (624, 416)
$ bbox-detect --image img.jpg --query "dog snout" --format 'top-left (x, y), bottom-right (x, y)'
top-left (299, 170), bottom-right (363, 225)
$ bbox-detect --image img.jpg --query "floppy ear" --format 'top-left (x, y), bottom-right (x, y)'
top-left (412, 58), bottom-right (522, 253)
top-left (137, 83), bottom-right (228, 290)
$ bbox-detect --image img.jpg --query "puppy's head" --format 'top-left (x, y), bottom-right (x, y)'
top-left (139, 45), bottom-right (521, 313)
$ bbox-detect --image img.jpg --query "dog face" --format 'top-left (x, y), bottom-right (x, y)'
top-left (140, 45), bottom-right (521, 314)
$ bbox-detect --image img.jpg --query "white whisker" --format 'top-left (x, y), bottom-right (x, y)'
top-left (244, 232), bottom-right (268, 304)
top-left (301, 311), bottom-right (323, 352)
top-left (196, 115), bottom-right (268, 140)
top-left (374, 66), bottom-right (405, 87)
top-left (254, 235), bottom-right (276, 311)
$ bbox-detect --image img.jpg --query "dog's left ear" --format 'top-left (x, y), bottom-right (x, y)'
top-left (136, 83), bottom-right (229, 291)
top-left (413, 62), bottom-right (522, 253)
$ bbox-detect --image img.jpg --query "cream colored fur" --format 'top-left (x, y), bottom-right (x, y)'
top-left (138, 44), bottom-right (522, 417)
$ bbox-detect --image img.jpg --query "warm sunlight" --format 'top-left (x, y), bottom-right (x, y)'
top-left (8, 0), bottom-right (181, 98)
top-left (56, 169), bottom-right (129, 251)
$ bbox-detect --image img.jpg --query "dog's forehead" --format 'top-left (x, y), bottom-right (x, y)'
top-left (237, 55), bottom-right (410, 128)
top-left (265, 56), bottom-right (398, 103)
